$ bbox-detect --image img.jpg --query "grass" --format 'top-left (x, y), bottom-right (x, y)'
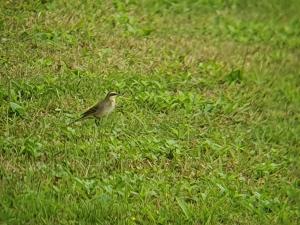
top-left (0, 0), bottom-right (299, 224)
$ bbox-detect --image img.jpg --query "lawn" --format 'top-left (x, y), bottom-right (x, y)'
top-left (0, 0), bottom-right (299, 224)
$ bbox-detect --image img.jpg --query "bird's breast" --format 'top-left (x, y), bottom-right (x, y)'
top-left (110, 99), bottom-right (116, 108)
top-left (103, 100), bottom-right (115, 115)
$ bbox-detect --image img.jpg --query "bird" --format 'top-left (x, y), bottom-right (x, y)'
top-left (69, 91), bottom-right (119, 125)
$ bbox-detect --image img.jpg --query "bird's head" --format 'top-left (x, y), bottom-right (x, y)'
top-left (106, 91), bottom-right (119, 101)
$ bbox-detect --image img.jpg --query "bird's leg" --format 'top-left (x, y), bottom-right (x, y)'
top-left (95, 118), bottom-right (101, 126)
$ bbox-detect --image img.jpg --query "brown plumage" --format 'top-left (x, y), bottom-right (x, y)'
top-left (69, 91), bottom-right (118, 125)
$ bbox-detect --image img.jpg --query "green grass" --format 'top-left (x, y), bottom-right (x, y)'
top-left (0, 0), bottom-right (299, 224)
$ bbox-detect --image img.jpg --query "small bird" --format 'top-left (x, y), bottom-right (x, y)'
top-left (69, 91), bottom-right (119, 125)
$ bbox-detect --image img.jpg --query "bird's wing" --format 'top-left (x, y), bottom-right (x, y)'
top-left (82, 103), bottom-right (99, 117)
